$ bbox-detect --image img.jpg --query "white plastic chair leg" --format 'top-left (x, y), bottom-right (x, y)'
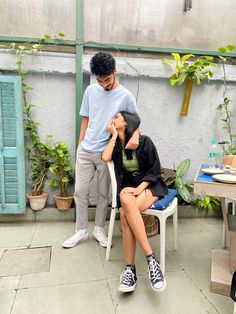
top-left (106, 207), bottom-right (117, 261)
top-left (159, 216), bottom-right (166, 275)
top-left (173, 208), bottom-right (178, 250)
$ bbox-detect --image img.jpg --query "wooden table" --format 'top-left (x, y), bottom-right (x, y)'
top-left (194, 165), bottom-right (236, 296)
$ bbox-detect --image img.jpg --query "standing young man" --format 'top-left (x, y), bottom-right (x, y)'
top-left (62, 52), bottom-right (139, 248)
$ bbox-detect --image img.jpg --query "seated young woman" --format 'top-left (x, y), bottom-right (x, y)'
top-left (102, 111), bottom-right (167, 293)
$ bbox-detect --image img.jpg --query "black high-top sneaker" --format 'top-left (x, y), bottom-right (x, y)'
top-left (146, 254), bottom-right (166, 292)
top-left (118, 265), bottom-right (137, 292)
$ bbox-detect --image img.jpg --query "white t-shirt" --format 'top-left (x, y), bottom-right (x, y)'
top-left (80, 83), bottom-right (138, 153)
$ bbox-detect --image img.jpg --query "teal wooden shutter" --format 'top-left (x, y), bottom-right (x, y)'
top-left (0, 76), bottom-right (26, 214)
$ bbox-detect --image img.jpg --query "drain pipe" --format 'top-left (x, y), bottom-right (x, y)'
top-left (76, 0), bottom-right (84, 145)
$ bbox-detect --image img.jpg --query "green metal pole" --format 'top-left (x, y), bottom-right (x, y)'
top-left (75, 0), bottom-right (84, 145)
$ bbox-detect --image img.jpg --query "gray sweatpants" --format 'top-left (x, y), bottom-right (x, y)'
top-left (74, 145), bottom-right (110, 231)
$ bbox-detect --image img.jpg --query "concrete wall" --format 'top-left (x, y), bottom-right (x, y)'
top-left (0, 50), bottom-right (236, 204)
top-left (1, 0), bottom-right (236, 50)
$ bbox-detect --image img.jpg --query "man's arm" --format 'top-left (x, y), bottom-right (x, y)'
top-left (78, 116), bottom-right (89, 145)
top-left (125, 128), bottom-right (140, 150)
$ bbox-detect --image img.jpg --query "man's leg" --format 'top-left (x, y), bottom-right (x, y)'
top-left (74, 146), bottom-right (97, 231)
top-left (94, 157), bottom-right (110, 228)
top-left (62, 146), bottom-right (96, 248)
top-left (92, 155), bottom-right (110, 247)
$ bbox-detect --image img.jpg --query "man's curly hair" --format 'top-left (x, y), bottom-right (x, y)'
top-left (90, 52), bottom-right (116, 76)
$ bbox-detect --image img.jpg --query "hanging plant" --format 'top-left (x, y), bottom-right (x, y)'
top-left (162, 53), bottom-right (215, 116)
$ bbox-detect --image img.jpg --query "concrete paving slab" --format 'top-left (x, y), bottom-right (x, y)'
top-left (169, 246), bottom-right (212, 269)
top-left (0, 247), bottom-right (51, 276)
top-left (19, 241), bottom-right (106, 289)
top-left (12, 280), bottom-right (115, 314)
top-left (107, 270), bottom-right (218, 314)
top-left (0, 218), bottom-right (231, 314)
top-left (166, 228), bottom-right (222, 252)
top-left (101, 235), bottom-right (181, 279)
top-left (0, 275), bottom-right (20, 291)
top-left (166, 217), bottom-right (210, 234)
top-left (186, 267), bottom-right (233, 314)
top-left (0, 290), bottom-right (16, 314)
top-left (0, 223), bottom-right (36, 248)
top-left (31, 222), bottom-right (75, 246)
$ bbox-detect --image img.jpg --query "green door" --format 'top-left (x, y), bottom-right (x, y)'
top-left (0, 76), bottom-right (25, 213)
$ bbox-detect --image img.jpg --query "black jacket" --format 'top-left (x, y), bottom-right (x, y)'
top-left (112, 135), bottom-right (167, 198)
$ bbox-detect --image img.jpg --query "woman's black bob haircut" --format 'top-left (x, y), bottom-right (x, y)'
top-left (119, 111), bottom-right (141, 159)
top-left (90, 52), bottom-right (116, 76)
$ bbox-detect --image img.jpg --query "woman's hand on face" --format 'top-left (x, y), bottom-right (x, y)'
top-left (107, 119), bottom-right (117, 136)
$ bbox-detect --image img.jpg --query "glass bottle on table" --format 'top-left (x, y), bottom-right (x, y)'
top-left (217, 141), bottom-right (226, 169)
top-left (209, 139), bottom-right (218, 168)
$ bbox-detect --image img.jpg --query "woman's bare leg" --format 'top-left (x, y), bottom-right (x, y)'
top-left (120, 209), bottom-right (136, 264)
top-left (120, 188), bottom-right (158, 256)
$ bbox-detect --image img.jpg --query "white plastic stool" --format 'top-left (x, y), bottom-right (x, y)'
top-left (105, 161), bottom-right (178, 275)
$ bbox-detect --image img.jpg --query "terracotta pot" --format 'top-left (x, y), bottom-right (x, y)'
top-left (55, 194), bottom-right (73, 211)
top-left (27, 192), bottom-right (48, 211)
top-left (231, 156), bottom-right (236, 169)
top-left (223, 155), bottom-right (235, 166)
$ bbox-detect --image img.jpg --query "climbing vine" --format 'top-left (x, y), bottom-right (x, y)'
top-left (0, 33), bottom-right (65, 195)
top-left (217, 45), bottom-right (236, 155)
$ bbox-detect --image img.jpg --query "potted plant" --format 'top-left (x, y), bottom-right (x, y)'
top-left (25, 104), bottom-right (52, 210)
top-left (48, 141), bottom-right (74, 210)
top-left (162, 53), bottom-right (215, 116)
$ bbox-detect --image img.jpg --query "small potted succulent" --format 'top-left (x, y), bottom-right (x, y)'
top-left (48, 141), bottom-right (74, 210)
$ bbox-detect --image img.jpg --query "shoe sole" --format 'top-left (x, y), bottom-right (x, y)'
top-left (118, 282), bottom-right (137, 293)
top-left (92, 235), bottom-right (108, 248)
top-left (150, 278), bottom-right (167, 292)
top-left (62, 233), bottom-right (89, 249)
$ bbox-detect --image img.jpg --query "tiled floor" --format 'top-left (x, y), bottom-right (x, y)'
top-left (0, 218), bottom-right (233, 314)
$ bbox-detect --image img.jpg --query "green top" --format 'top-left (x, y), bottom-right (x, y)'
top-left (122, 149), bottom-right (139, 172)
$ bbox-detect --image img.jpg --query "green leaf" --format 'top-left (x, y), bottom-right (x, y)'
top-left (176, 159), bottom-right (190, 178)
top-left (218, 47), bottom-right (227, 54)
top-left (203, 56), bottom-right (214, 61)
top-left (57, 32), bottom-right (65, 37)
top-left (172, 53), bottom-right (181, 63)
top-left (162, 58), bottom-right (174, 65)
top-left (49, 165), bottom-right (58, 175)
top-left (44, 34), bottom-right (51, 39)
top-left (179, 186), bottom-right (192, 203)
top-left (181, 54), bottom-right (194, 62)
top-left (62, 177), bottom-right (69, 183)
top-left (226, 44), bottom-right (235, 51)
top-left (175, 177), bottom-right (183, 189)
top-left (48, 178), bottom-right (59, 187)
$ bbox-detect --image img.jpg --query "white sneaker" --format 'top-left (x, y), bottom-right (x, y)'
top-left (92, 226), bottom-right (108, 248)
top-left (62, 229), bottom-right (89, 248)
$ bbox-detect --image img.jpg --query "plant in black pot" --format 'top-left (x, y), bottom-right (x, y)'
top-left (48, 141), bottom-right (74, 210)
